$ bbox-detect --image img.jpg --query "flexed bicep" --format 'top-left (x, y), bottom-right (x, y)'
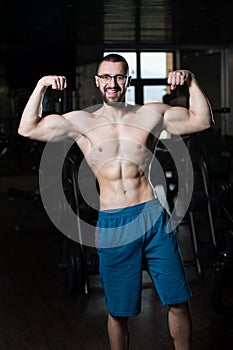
top-left (165, 69), bottom-right (213, 135)
top-left (18, 75), bottom-right (70, 141)
top-left (163, 105), bottom-right (193, 135)
top-left (28, 113), bottom-right (74, 142)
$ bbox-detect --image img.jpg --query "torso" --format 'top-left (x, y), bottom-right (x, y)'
top-left (67, 103), bottom-right (164, 209)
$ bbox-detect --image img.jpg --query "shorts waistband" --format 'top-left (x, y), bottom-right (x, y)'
top-left (98, 198), bottom-right (160, 219)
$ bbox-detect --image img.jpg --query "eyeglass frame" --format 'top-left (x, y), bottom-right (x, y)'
top-left (96, 74), bottom-right (130, 85)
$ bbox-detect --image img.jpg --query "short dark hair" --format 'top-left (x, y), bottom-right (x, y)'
top-left (97, 53), bottom-right (129, 73)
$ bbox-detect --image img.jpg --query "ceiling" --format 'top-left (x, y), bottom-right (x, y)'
top-left (1, 0), bottom-right (233, 87)
top-left (76, 0), bottom-right (233, 49)
top-left (1, 0), bottom-right (233, 50)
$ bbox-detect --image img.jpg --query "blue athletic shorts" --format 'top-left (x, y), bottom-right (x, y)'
top-left (95, 199), bottom-right (192, 317)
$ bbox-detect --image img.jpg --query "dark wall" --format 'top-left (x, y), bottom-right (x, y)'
top-left (5, 0), bottom-right (76, 89)
top-left (6, 45), bottom-right (76, 89)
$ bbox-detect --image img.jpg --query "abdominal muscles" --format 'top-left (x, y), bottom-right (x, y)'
top-left (96, 159), bottom-right (154, 209)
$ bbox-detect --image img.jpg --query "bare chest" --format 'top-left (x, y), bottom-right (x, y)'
top-left (79, 122), bottom-right (157, 171)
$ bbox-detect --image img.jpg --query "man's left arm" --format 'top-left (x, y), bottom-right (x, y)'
top-left (164, 70), bottom-right (214, 135)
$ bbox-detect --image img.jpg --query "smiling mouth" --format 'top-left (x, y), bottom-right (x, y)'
top-left (106, 89), bottom-right (118, 96)
top-left (103, 88), bottom-right (124, 103)
top-left (105, 88), bottom-right (120, 98)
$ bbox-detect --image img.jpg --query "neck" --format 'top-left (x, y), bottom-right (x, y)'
top-left (102, 101), bottom-right (131, 119)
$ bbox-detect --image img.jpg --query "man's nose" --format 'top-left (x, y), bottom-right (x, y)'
top-left (108, 76), bottom-right (118, 87)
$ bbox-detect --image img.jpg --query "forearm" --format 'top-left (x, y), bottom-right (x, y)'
top-left (188, 74), bottom-right (214, 127)
top-left (18, 80), bottom-right (47, 137)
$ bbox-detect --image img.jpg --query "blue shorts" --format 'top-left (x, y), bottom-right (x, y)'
top-left (95, 199), bottom-right (192, 317)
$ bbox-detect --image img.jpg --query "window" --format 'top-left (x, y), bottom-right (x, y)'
top-left (140, 52), bottom-right (167, 78)
top-left (126, 85), bottom-right (135, 105)
top-left (143, 85), bottom-right (167, 103)
top-left (104, 51), bottom-right (137, 78)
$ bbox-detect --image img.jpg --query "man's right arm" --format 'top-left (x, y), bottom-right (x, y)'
top-left (18, 75), bottom-right (74, 142)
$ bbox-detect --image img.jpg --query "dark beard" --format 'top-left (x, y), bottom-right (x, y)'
top-left (101, 88), bottom-right (126, 103)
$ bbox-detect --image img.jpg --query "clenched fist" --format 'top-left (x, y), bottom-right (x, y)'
top-left (167, 70), bottom-right (193, 90)
top-left (37, 75), bottom-right (67, 90)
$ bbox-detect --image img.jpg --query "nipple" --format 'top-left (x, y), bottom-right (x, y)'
top-left (137, 144), bottom-right (142, 149)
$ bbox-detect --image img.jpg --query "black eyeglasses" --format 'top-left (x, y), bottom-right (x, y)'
top-left (96, 74), bottom-right (129, 85)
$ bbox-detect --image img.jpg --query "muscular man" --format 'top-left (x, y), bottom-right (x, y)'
top-left (18, 53), bottom-right (213, 350)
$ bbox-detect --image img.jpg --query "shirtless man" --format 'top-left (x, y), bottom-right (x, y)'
top-left (18, 53), bottom-right (213, 350)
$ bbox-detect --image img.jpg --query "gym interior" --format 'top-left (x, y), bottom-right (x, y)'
top-left (0, 1), bottom-right (233, 349)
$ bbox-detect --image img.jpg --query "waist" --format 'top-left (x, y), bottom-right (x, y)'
top-left (98, 176), bottom-right (155, 210)
top-left (98, 198), bottom-right (160, 219)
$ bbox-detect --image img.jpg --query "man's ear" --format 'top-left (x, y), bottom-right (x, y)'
top-left (95, 76), bottom-right (99, 87)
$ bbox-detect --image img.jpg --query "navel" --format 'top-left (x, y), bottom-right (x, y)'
top-left (98, 147), bottom-right (103, 152)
